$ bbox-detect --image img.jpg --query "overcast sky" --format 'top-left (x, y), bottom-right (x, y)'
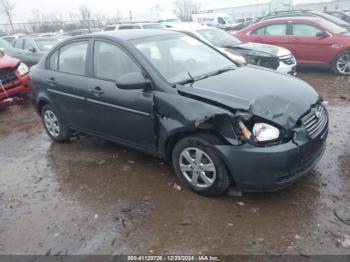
top-left (2, 0), bottom-right (329, 23)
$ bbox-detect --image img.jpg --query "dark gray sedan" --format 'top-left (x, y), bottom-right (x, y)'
top-left (29, 30), bottom-right (328, 196)
top-left (4, 36), bottom-right (64, 67)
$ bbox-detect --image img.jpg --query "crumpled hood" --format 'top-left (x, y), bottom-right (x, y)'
top-left (0, 53), bottom-right (20, 69)
top-left (177, 66), bottom-right (320, 129)
top-left (231, 42), bottom-right (291, 57)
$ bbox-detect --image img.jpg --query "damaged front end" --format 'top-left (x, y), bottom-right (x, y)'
top-left (225, 47), bottom-right (280, 70)
top-left (154, 76), bottom-right (328, 191)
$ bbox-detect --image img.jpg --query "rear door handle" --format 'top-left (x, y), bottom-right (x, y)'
top-left (89, 86), bottom-right (104, 96)
top-left (48, 77), bottom-right (56, 86)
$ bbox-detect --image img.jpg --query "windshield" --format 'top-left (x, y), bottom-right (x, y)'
top-left (224, 16), bottom-right (234, 24)
top-left (134, 35), bottom-right (236, 84)
top-left (317, 11), bottom-right (350, 26)
top-left (0, 38), bottom-right (9, 48)
top-left (317, 18), bottom-right (347, 34)
top-left (197, 28), bottom-right (242, 47)
top-left (34, 38), bottom-right (60, 51)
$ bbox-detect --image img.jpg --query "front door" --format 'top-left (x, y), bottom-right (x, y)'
top-left (85, 40), bottom-right (156, 152)
top-left (290, 23), bottom-right (334, 65)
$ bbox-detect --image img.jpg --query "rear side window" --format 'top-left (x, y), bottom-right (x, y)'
top-left (58, 41), bottom-right (88, 75)
top-left (292, 23), bottom-right (321, 36)
top-left (253, 24), bottom-right (287, 36)
top-left (252, 27), bottom-right (266, 35)
top-left (93, 41), bottom-right (140, 81)
top-left (265, 24), bottom-right (287, 35)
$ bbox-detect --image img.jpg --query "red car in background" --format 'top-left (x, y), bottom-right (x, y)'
top-left (0, 51), bottom-right (29, 108)
top-left (235, 17), bottom-right (350, 75)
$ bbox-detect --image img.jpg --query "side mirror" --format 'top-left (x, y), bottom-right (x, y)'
top-left (116, 72), bottom-right (150, 90)
top-left (316, 31), bottom-right (330, 39)
top-left (29, 47), bottom-right (37, 53)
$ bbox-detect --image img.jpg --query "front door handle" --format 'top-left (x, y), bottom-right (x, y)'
top-left (89, 86), bottom-right (104, 96)
top-left (48, 77), bottom-right (56, 86)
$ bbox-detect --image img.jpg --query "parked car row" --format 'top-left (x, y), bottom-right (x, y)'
top-left (172, 23), bottom-right (297, 75)
top-left (235, 17), bottom-right (350, 75)
top-left (4, 36), bottom-right (65, 67)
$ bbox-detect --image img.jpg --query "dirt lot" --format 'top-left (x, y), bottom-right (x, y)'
top-left (0, 71), bottom-right (350, 256)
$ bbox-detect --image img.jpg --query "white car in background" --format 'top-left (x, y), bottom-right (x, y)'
top-left (172, 23), bottom-right (297, 75)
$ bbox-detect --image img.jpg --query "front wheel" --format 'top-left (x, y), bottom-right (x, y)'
top-left (333, 51), bottom-right (350, 75)
top-left (172, 135), bottom-right (231, 197)
top-left (41, 104), bottom-right (71, 143)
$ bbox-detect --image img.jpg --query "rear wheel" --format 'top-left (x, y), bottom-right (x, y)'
top-left (41, 104), bottom-right (71, 143)
top-left (333, 51), bottom-right (350, 75)
top-left (172, 135), bottom-right (231, 197)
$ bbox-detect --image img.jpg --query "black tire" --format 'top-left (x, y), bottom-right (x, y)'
top-left (332, 51), bottom-right (350, 75)
top-left (172, 134), bottom-right (231, 197)
top-left (41, 104), bottom-right (71, 143)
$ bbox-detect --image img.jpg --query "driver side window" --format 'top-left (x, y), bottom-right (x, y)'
top-left (292, 23), bottom-right (322, 36)
top-left (24, 40), bottom-right (35, 51)
top-left (93, 41), bottom-right (141, 81)
top-left (218, 17), bottom-right (226, 25)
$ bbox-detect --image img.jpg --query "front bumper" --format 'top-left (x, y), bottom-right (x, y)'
top-left (215, 127), bottom-right (328, 192)
top-left (0, 75), bottom-right (29, 108)
top-left (277, 60), bottom-right (297, 76)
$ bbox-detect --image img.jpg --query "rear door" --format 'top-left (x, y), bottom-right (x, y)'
top-left (45, 40), bottom-right (93, 132)
top-left (85, 39), bottom-right (156, 151)
top-left (290, 22), bottom-right (334, 64)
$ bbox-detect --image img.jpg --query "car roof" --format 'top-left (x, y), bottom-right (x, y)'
top-left (259, 16), bottom-right (321, 23)
top-left (84, 29), bottom-right (180, 41)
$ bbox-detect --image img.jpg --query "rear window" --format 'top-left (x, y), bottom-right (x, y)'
top-left (142, 24), bottom-right (164, 29)
top-left (119, 26), bottom-right (140, 30)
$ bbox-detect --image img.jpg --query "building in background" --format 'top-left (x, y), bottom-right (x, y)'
top-left (295, 0), bottom-right (350, 12)
top-left (201, 0), bottom-right (293, 21)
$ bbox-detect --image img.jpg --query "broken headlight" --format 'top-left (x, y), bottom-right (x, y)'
top-left (236, 114), bottom-right (285, 145)
top-left (253, 123), bottom-right (280, 142)
top-left (17, 62), bottom-right (29, 76)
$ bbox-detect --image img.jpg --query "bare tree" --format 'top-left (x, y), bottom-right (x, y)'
top-left (0, 0), bottom-right (15, 33)
top-left (173, 0), bottom-right (201, 21)
top-left (79, 5), bottom-right (92, 28)
top-left (112, 9), bottom-right (123, 23)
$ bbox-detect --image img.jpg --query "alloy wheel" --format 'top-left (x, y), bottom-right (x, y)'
top-left (337, 53), bottom-right (350, 75)
top-left (179, 147), bottom-right (217, 189)
top-left (44, 110), bottom-right (60, 138)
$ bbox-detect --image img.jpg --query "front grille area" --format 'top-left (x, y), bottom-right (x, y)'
top-left (0, 68), bottom-right (18, 87)
top-left (300, 103), bottom-right (328, 139)
top-left (279, 55), bottom-right (295, 65)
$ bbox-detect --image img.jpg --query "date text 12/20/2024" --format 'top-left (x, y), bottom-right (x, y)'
top-left (127, 256), bottom-right (221, 261)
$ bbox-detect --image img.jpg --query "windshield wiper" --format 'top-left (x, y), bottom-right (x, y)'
top-left (178, 67), bottom-right (236, 85)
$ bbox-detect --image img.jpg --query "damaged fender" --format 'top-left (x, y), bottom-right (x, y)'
top-left (154, 90), bottom-right (240, 159)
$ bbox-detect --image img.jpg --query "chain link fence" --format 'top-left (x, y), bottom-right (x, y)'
top-left (0, 18), bottom-right (131, 36)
